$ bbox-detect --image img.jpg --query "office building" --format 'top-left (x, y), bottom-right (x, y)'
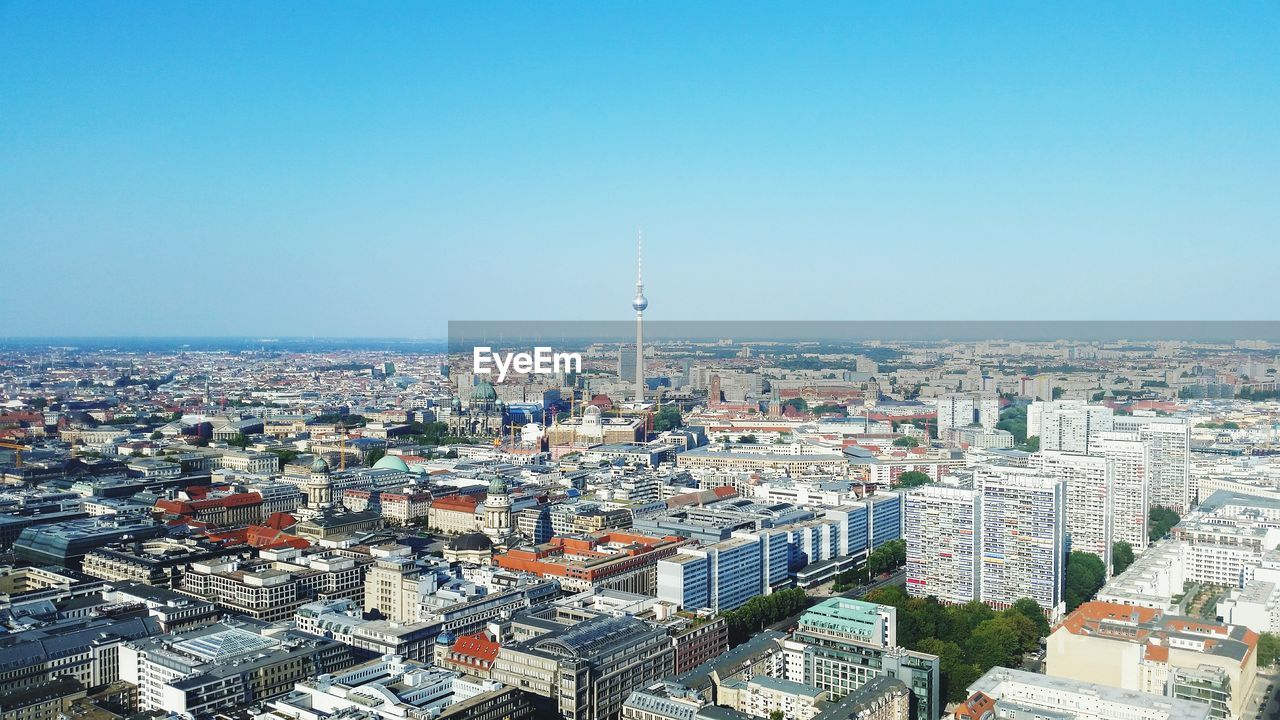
top-left (120, 619), bottom-right (357, 716)
top-left (657, 535), bottom-right (762, 613)
top-left (491, 613), bottom-right (674, 720)
top-left (791, 598), bottom-right (940, 720)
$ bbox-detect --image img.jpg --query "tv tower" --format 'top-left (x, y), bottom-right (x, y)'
top-left (632, 230), bottom-right (648, 404)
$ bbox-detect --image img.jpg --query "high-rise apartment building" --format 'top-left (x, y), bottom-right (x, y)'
top-left (1029, 451), bottom-right (1114, 570)
top-left (1027, 400), bottom-right (1114, 453)
top-left (936, 391), bottom-right (999, 435)
top-left (904, 467), bottom-right (1066, 619)
top-left (1095, 431), bottom-right (1150, 550)
top-left (904, 485), bottom-right (980, 606)
top-left (1141, 419), bottom-right (1192, 512)
top-left (975, 466), bottom-right (1067, 618)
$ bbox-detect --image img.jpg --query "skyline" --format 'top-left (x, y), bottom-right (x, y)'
top-left (3, 2), bottom-right (1278, 338)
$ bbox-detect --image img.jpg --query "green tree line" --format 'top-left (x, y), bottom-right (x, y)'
top-left (866, 586), bottom-right (1050, 703)
top-left (724, 588), bottom-right (809, 646)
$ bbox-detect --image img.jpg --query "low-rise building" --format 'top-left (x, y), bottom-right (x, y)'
top-left (955, 666), bottom-right (1211, 720)
top-left (1046, 601), bottom-right (1258, 720)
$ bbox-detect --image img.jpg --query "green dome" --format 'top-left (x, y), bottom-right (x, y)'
top-left (487, 476), bottom-right (508, 495)
top-left (310, 456), bottom-right (330, 474)
top-left (471, 381), bottom-right (498, 401)
top-left (373, 455), bottom-right (410, 472)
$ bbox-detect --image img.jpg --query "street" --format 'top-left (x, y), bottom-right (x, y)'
top-left (764, 569), bottom-right (907, 634)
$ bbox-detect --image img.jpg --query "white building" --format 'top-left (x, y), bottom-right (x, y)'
top-left (904, 485), bottom-right (980, 606)
top-left (936, 391), bottom-right (999, 435)
top-left (975, 466), bottom-right (1066, 619)
top-left (1095, 431), bottom-right (1151, 551)
top-left (266, 655), bottom-right (496, 720)
top-left (1027, 399), bottom-right (1113, 453)
top-left (960, 666), bottom-right (1210, 720)
top-left (1029, 451), bottom-right (1114, 570)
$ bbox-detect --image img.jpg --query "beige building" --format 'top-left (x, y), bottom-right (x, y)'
top-left (546, 406), bottom-right (644, 447)
top-left (1046, 601), bottom-right (1258, 720)
top-left (718, 675), bottom-right (827, 720)
top-left (364, 547), bottom-right (447, 623)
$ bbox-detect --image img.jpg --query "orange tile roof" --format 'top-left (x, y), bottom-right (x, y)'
top-left (451, 633), bottom-right (500, 664)
top-left (954, 692), bottom-right (996, 719)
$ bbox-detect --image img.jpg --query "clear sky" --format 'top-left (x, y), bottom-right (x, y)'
top-left (2, 2), bottom-right (1276, 338)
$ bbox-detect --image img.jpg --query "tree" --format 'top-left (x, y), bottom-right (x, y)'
top-left (1052, 387), bottom-right (1065, 399)
top-left (226, 433), bottom-right (249, 449)
top-left (1112, 541), bottom-right (1135, 576)
top-left (738, 434), bottom-right (758, 444)
top-left (966, 617), bottom-right (1021, 670)
top-left (1149, 507), bottom-right (1181, 541)
top-left (1008, 598), bottom-right (1050, 638)
top-left (996, 406), bottom-right (1028, 443)
top-left (999, 609), bottom-right (1041, 653)
top-left (769, 712), bottom-right (785, 720)
top-left (1017, 435), bottom-right (1040, 452)
top-left (782, 398), bottom-right (808, 412)
top-left (1065, 551), bottom-right (1106, 611)
top-left (366, 449), bottom-right (386, 467)
top-left (893, 436), bottom-right (919, 448)
top-left (150, 431), bottom-right (163, 440)
top-left (652, 405), bottom-right (682, 432)
top-left (866, 539), bottom-right (906, 577)
top-left (896, 471), bottom-right (931, 488)
top-left (1258, 632), bottom-right (1280, 667)
top-left (271, 448), bottom-right (299, 468)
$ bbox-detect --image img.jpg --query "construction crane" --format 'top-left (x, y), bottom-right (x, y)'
top-left (0, 442), bottom-right (28, 467)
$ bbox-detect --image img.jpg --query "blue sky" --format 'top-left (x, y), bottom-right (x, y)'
top-left (1, 2), bottom-right (1276, 337)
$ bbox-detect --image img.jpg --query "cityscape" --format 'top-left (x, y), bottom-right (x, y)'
top-left (3, 4), bottom-right (1279, 720)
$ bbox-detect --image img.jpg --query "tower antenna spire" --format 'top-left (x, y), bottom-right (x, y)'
top-left (631, 229), bottom-right (649, 405)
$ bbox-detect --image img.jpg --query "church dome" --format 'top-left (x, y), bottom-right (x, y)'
top-left (373, 455), bottom-right (410, 473)
top-left (471, 381), bottom-right (498, 401)
top-left (310, 457), bottom-right (330, 474)
top-left (584, 405), bottom-right (602, 418)
top-left (449, 532), bottom-right (493, 552)
top-left (487, 476), bottom-right (508, 495)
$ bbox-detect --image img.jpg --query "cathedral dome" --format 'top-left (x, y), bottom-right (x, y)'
top-left (487, 476), bottom-right (508, 495)
top-left (373, 455), bottom-right (410, 473)
top-left (471, 381), bottom-right (498, 401)
top-left (449, 532), bottom-right (493, 552)
top-left (310, 457), bottom-right (330, 474)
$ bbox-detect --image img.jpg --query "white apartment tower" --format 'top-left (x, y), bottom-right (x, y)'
top-left (1029, 451), bottom-right (1114, 571)
top-left (904, 485), bottom-right (980, 606)
top-left (976, 465), bottom-right (1067, 619)
top-left (1095, 431), bottom-right (1150, 551)
top-left (1143, 420), bottom-right (1192, 512)
top-left (1027, 400), bottom-right (1114, 453)
top-left (937, 391), bottom-right (999, 435)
